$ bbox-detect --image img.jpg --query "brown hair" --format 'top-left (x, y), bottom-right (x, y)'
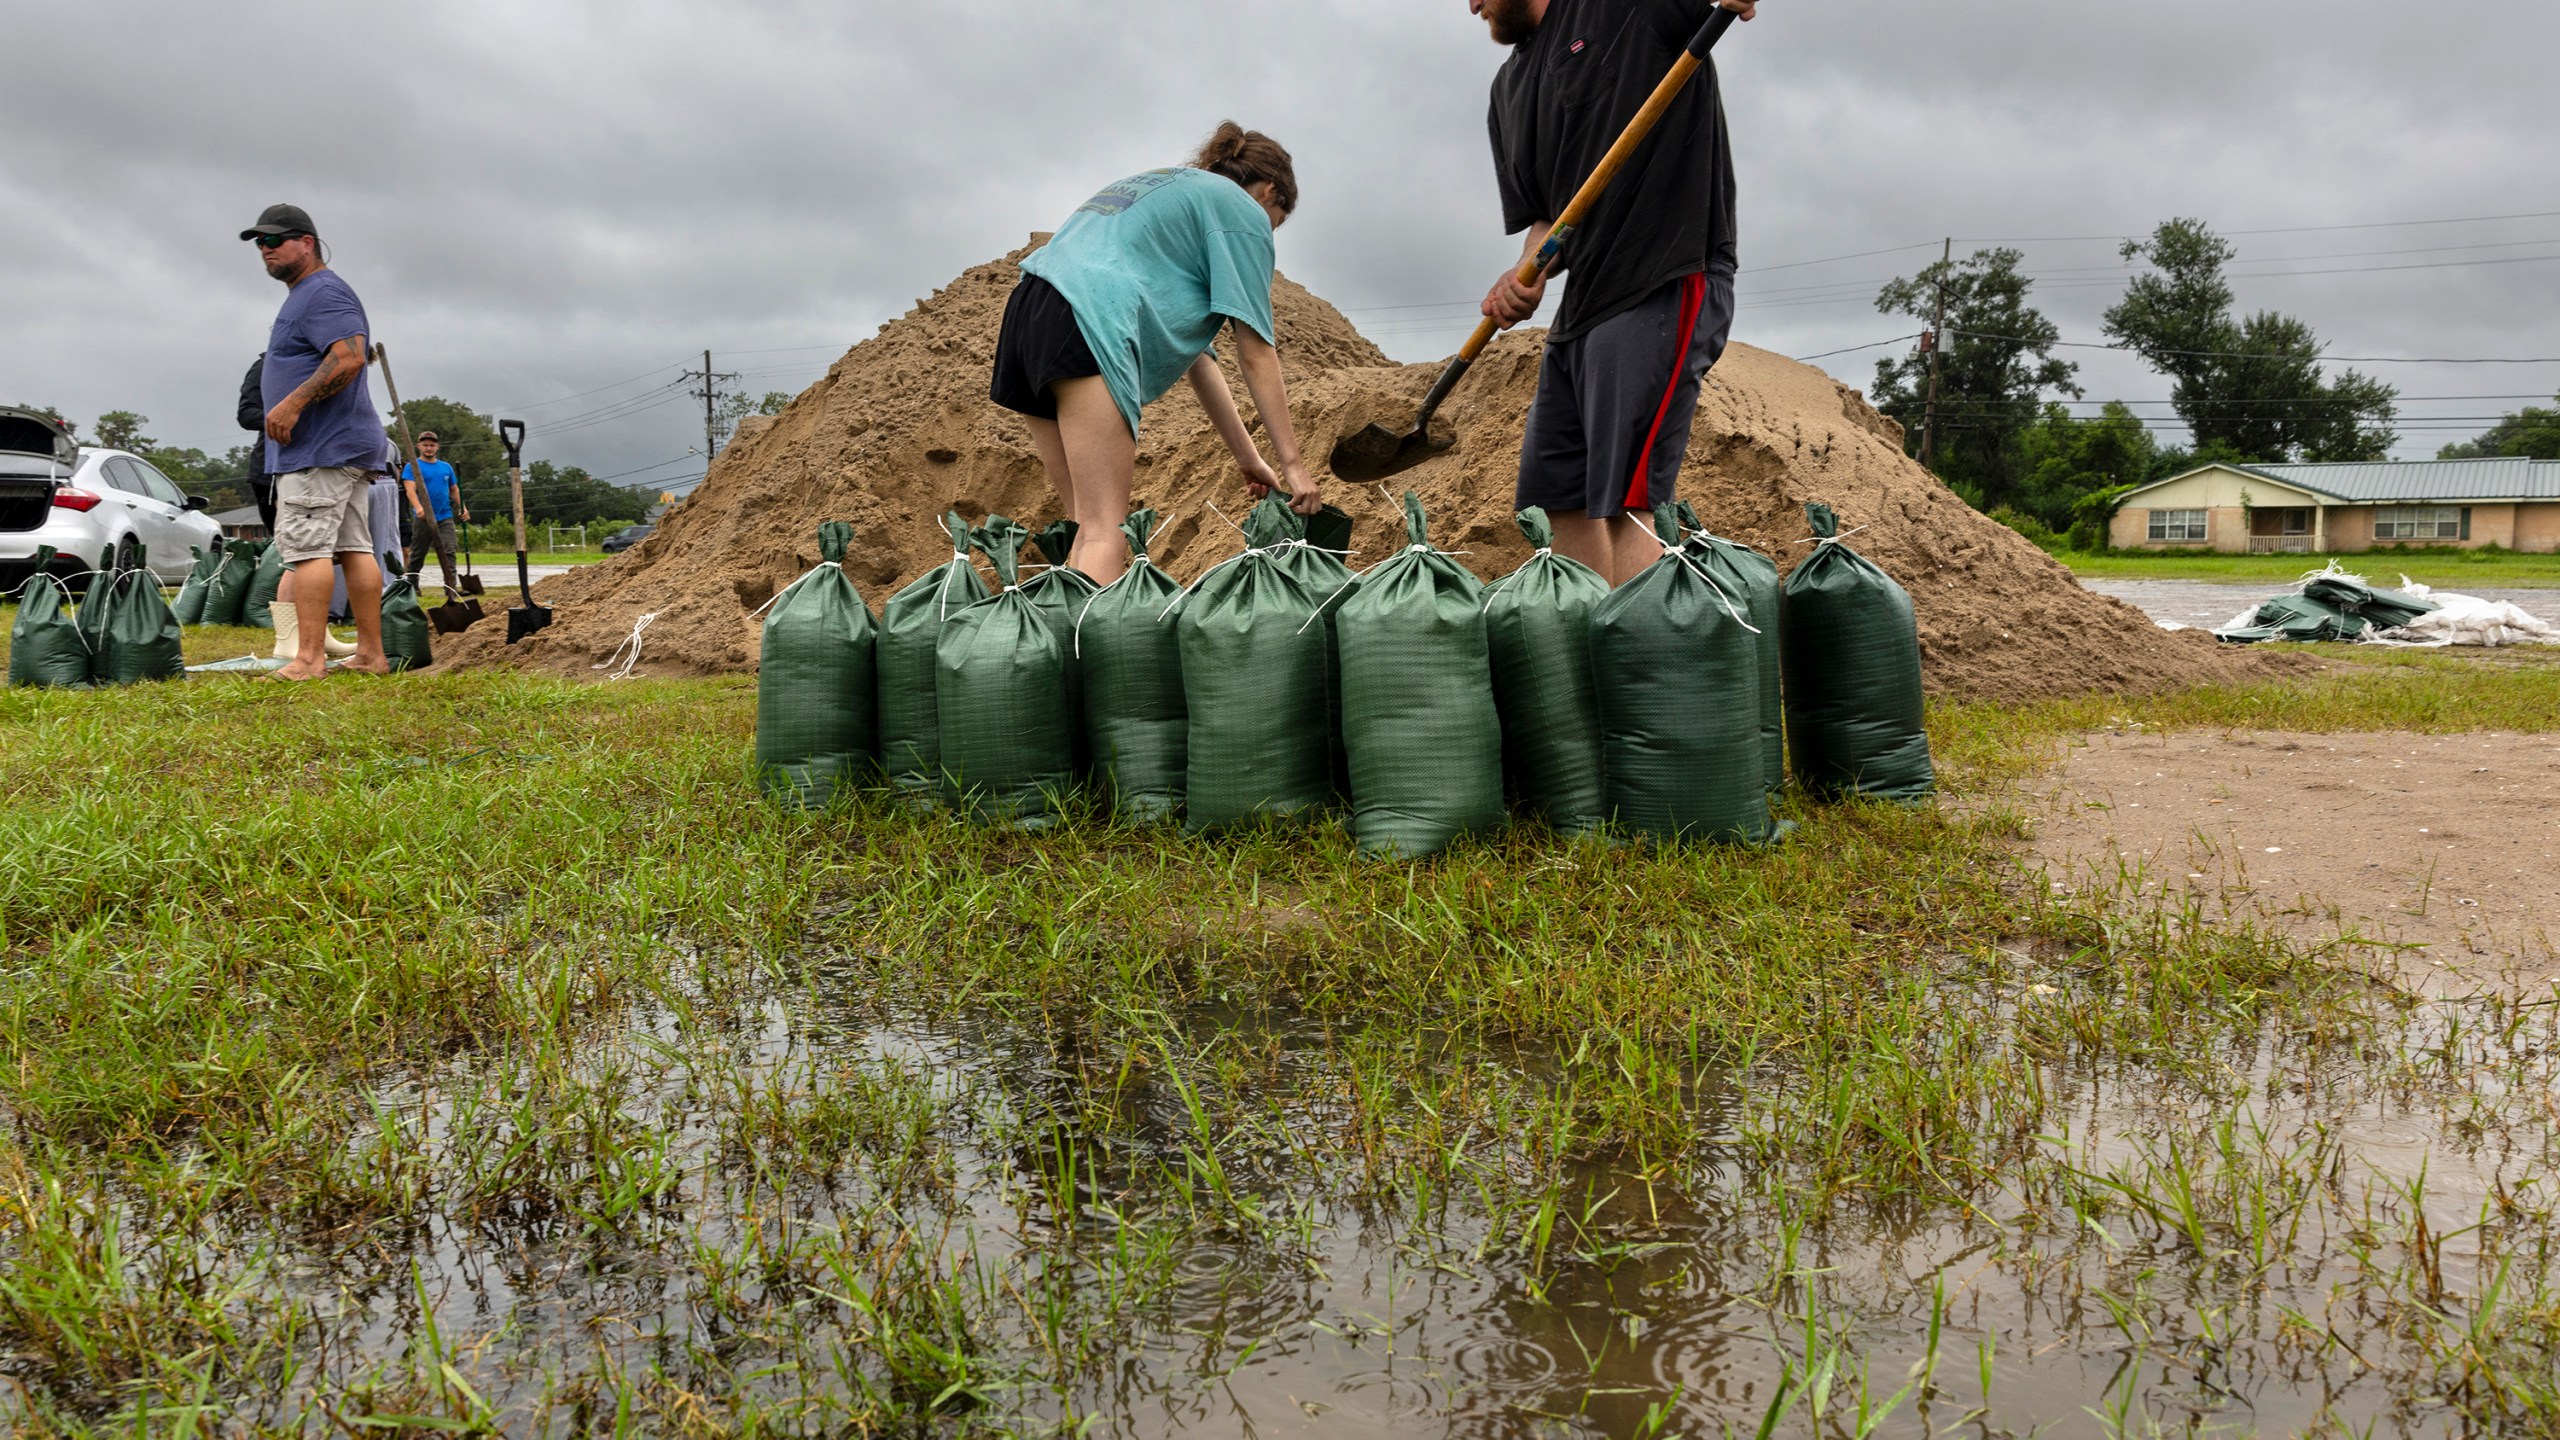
top-left (1192, 121), bottom-right (1297, 217)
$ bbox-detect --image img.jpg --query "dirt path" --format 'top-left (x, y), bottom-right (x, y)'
top-left (2024, 729), bottom-right (2560, 993)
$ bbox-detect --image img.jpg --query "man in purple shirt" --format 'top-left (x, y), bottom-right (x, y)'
top-left (245, 203), bottom-right (391, 678)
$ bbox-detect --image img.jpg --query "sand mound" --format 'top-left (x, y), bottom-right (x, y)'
top-left (438, 241), bottom-right (2280, 703)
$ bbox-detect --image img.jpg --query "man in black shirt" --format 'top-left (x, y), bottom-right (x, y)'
top-left (1477, 0), bottom-right (1754, 584)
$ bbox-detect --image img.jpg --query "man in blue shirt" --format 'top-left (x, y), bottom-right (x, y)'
top-left (400, 431), bottom-right (470, 592)
top-left (245, 203), bottom-right (391, 678)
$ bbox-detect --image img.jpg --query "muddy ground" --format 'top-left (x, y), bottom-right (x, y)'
top-left (2026, 726), bottom-right (2560, 994)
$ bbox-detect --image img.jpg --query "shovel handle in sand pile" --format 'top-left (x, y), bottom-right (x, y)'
top-left (1330, 4), bottom-right (1743, 483)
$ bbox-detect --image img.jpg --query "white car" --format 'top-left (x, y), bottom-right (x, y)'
top-left (1, 407), bottom-right (224, 595)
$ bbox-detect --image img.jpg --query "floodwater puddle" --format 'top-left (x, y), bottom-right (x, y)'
top-left (5, 951), bottom-right (2555, 1437)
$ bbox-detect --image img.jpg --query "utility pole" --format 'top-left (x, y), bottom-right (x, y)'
top-left (1919, 236), bottom-right (1950, 472)
top-left (680, 350), bottom-right (739, 468)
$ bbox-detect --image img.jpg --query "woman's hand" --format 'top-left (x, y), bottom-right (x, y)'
top-left (1278, 459), bottom-right (1321, 516)
top-left (1239, 451), bottom-right (1281, 498)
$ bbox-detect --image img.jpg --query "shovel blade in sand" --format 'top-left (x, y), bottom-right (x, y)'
top-left (1330, 420), bottom-right (1457, 484)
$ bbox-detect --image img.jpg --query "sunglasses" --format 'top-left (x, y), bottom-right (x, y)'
top-left (254, 232), bottom-right (308, 251)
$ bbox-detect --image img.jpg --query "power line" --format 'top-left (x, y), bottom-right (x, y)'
top-left (1948, 327), bottom-right (2560, 365)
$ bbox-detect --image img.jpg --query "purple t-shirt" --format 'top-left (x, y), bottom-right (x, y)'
top-left (261, 268), bottom-right (378, 473)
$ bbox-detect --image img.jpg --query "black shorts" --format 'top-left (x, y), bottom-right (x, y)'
top-left (1516, 270), bottom-right (1735, 520)
top-left (990, 274), bottom-right (1103, 420)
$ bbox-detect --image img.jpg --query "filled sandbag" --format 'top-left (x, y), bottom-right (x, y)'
top-left (754, 520), bottom-right (879, 809)
top-left (89, 548), bottom-right (185, 685)
top-left (1019, 518), bottom-right (1098, 778)
top-left (170, 544), bottom-right (218, 625)
top-left (1678, 502), bottom-right (1786, 798)
top-left (1175, 500), bottom-right (1333, 833)
top-left (878, 512), bottom-right (992, 801)
top-left (1337, 493), bottom-right (1503, 859)
top-left (241, 540), bottom-right (285, 631)
top-left (1779, 501), bottom-right (1935, 803)
top-left (1076, 508), bottom-right (1188, 822)
top-left (8, 547), bottom-right (90, 688)
top-left (934, 515), bottom-right (1073, 826)
top-left (1482, 508), bottom-right (1610, 834)
top-left (1590, 506), bottom-right (1772, 844)
top-left (1252, 497), bottom-right (1355, 795)
top-left (199, 539), bottom-right (260, 627)
top-left (379, 556), bottom-right (434, 672)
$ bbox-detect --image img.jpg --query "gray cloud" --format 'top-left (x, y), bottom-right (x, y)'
top-left (5, 0), bottom-right (2554, 483)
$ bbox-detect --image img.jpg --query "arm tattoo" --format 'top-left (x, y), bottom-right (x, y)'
top-left (289, 337), bottom-right (367, 408)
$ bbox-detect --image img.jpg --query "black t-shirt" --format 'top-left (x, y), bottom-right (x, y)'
top-left (1488, 0), bottom-right (1737, 342)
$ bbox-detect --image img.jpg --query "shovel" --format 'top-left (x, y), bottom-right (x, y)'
top-left (498, 419), bottom-right (553, 643)
top-left (1329, 4), bottom-right (1745, 484)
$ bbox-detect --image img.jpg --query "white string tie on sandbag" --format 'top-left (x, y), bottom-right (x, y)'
top-left (1159, 543), bottom-right (1264, 622)
top-left (1791, 524), bottom-right (1872, 547)
top-left (749, 561), bottom-right (833, 620)
top-left (1071, 559), bottom-right (1156, 658)
top-left (1641, 524), bottom-right (1757, 633)
top-left (594, 611), bottom-right (659, 680)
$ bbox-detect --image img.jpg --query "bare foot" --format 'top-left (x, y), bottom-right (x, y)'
top-left (268, 658), bottom-right (328, 682)
top-left (342, 651), bottom-right (395, 676)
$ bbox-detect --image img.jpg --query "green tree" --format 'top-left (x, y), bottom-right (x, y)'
top-left (717, 389), bottom-right (793, 429)
top-left (2012, 401), bottom-right (2157, 540)
top-left (2103, 218), bottom-right (2398, 462)
top-left (383, 397), bottom-right (506, 517)
top-left (2440, 393), bottom-right (2560, 460)
top-left (520, 461), bottom-right (647, 526)
top-left (91, 410), bottom-right (153, 452)
top-left (1871, 248), bottom-right (2079, 509)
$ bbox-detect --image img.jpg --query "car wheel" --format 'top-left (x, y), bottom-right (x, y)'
top-left (116, 535), bottom-right (141, 576)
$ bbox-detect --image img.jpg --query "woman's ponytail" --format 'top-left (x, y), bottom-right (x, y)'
top-left (1191, 121), bottom-right (1298, 217)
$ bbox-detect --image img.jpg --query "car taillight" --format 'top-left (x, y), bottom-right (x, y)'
top-left (50, 487), bottom-right (103, 512)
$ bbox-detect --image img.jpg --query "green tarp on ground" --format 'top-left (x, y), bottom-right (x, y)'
top-left (1337, 493), bottom-right (1503, 859)
top-left (935, 516), bottom-right (1073, 827)
top-left (1779, 501), bottom-right (1934, 803)
top-left (1591, 506), bottom-right (1773, 844)
top-left (1077, 508), bottom-right (1188, 823)
top-left (755, 520), bottom-right (879, 809)
top-left (2215, 566), bottom-right (2441, 643)
top-left (1177, 500), bottom-right (1332, 833)
top-left (879, 513), bottom-right (991, 801)
top-left (1483, 508), bottom-right (1610, 834)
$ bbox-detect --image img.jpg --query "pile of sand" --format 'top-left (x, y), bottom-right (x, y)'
top-left (437, 240), bottom-right (2277, 703)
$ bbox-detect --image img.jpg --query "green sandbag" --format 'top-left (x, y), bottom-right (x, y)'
top-left (1483, 508), bottom-right (1610, 833)
top-left (1678, 503), bottom-right (1786, 798)
top-left (1176, 501), bottom-right (1332, 833)
top-left (1253, 497), bottom-right (1355, 795)
top-left (170, 545), bottom-right (217, 625)
top-left (241, 541), bottom-right (285, 630)
top-left (879, 513), bottom-right (992, 800)
top-left (1779, 501), bottom-right (1934, 803)
top-left (1590, 506), bottom-right (1772, 844)
top-left (754, 520), bottom-right (879, 809)
top-left (8, 546), bottom-right (90, 688)
top-left (199, 539), bottom-right (260, 627)
top-left (1076, 508), bottom-right (1187, 822)
top-left (1020, 518), bottom-right (1098, 778)
top-left (934, 515), bottom-right (1073, 826)
top-left (90, 546), bottom-right (185, 685)
top-left (379, 555), bottom-right (434, 672)
top-left (1338, 493), bottom-right (1503, 859)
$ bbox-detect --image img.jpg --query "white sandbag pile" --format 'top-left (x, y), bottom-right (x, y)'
top-left (2369, 577), bottom-right (2560, 648)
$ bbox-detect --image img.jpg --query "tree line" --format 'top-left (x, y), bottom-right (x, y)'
top-left (1867, 217), bottom-right (2547, 549)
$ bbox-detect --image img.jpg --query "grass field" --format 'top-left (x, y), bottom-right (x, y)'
top-left (5, 627), bottom-right (2560, 1434)
top-left (2056, 546), bottom-right (2560, 586)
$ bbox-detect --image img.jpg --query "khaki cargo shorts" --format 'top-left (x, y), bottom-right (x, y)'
top-left (274, 466), bottom-right (375, 564)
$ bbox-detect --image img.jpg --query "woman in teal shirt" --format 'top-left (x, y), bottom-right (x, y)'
top-left (992, 122), bottom-right (1320, 583)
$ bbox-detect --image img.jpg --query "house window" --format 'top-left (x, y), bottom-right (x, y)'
top-left (2147, 508), bottom-right (2209, 542)
top-left (2374, 505), bottom-right (2465, 541)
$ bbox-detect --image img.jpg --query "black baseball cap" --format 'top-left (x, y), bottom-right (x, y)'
top-left (240, 203), bottom-right (316, 241)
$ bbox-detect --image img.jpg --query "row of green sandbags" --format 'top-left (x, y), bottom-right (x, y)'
top-left (170, 538), bottom-right (285, 629)
top-left (7, 544), bottom-right (186, 687)
top-left (753, 494), bottom-right (1932, 856)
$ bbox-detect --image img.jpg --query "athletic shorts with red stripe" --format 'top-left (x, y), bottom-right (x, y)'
top-left (1515, 269), bottom-right (1735, 521)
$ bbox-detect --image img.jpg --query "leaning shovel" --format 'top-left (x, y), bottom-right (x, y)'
top-left (1330, 4), bottom-right (1746, 483)
top-left (499, 419), bottom-right (552, 643)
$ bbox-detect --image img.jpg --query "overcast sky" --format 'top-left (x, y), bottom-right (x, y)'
top-left (7, 0), bottom-right (2556, 491)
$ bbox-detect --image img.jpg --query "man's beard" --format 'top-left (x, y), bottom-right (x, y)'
top-left (1481, 0), bottom-right (1538, 45)
top-left (263, 254), bottom-right (295, 282)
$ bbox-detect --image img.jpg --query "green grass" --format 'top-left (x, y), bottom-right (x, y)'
top-left (1, 651), bottom-right (2557, 1433)
top-left (2056, 546), bottom-right (2560, 586)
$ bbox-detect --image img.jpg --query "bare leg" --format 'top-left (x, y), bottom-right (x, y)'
top-left (339, 550), bottom-right (391, 673)
top-left (1050, 376), bottom-right (1134, 584)
top-left (277, 556), bottom-right (334, 679)
top-left (1548, 511), bottom-right (1615, 586)
top-left (1026, 414), bottom-right (1076, 526)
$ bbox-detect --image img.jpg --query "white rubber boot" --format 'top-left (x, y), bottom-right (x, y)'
top-left (320, 626), bottom-right (357, 658)
top-left (269, 601), bottom-right (301, 661)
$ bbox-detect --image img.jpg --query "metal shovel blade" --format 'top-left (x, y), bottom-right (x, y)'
top-left (505, 603), bottom-right (553, 644)
top-left (1328, 422), bottom-right (1456, 484)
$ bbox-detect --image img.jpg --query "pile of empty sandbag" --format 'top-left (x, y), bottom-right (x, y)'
top-left (752, 496), bottom-right (1937, 858)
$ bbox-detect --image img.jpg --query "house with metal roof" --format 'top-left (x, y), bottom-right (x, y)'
top-left (2107, 458), bottom-right (2560, 554)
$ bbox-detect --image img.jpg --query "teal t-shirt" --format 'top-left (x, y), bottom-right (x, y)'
top-left (1019, 167), bottom-right (1278, 437)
